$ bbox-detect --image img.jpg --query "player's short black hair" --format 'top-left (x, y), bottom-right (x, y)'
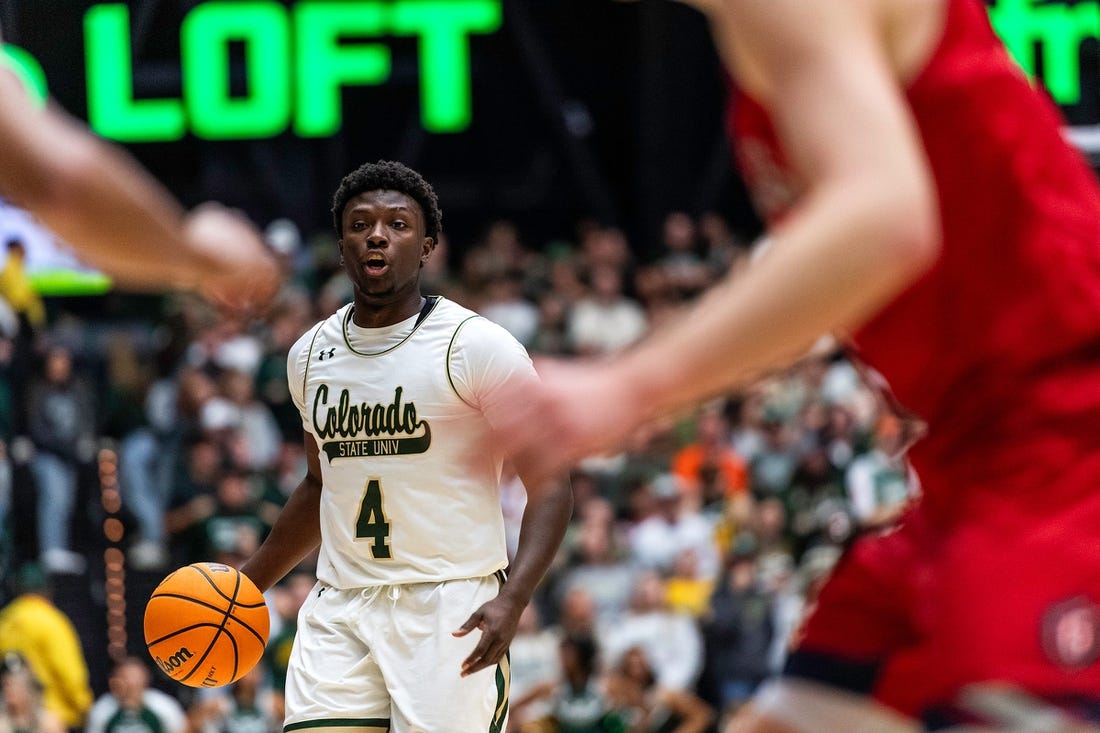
top-left (331, 160), bottom-right (442, 241)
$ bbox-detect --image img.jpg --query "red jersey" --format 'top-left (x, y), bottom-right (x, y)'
top-left (731, 0), bottom-right (1100, 521)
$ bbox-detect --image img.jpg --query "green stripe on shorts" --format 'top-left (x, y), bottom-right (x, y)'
top-left (490, 652), bottom-right (510, 733)
top-left (284, 719), bottom-right (389, 731)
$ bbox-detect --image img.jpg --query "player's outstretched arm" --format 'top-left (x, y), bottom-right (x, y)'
top-left (239, 434), bottom-right (324, 592)
top-left (501, 0), bottom-right (940, 490)
top-left (626, 0), bottom-right (940, 402)
top-left (0, 67), bottom-right (281, 310)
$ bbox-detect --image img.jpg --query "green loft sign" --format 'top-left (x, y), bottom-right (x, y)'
top-left (989, 0), bottom-right (1099, 106)
top-left (85, 0), bottom-right (502, 142)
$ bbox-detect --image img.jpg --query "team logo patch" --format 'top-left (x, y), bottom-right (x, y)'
top-left (1041, 597), bottom-right (1100, 669)
top-left (312, 384), bottom-right (432, 460)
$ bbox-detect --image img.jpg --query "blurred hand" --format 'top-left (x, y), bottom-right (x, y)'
top-left (454, 590), bottom-right (525, 677)
top-left (495, 358), bottom-right (645, 492)
top-left (183, 203), bottom-right (283, 315)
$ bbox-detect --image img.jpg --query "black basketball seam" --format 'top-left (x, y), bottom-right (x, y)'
top-left (145, 622), bottom-right (225, 648)
top-left (145, 589), bottom-right (267, 642)
top-left (189, 563), bottom-right (268, 609)
top-left (193, 564), bottom-right (238, 604)
top-left (227, 623), bottom-right (240, 682)
top-left (178, 567), bottom-right (241, 685)
top-left (148, 589), bottom-right (266, 611)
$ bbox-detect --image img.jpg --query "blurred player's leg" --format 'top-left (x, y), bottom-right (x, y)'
top-left (726, 679), bottom-right (920, 733)
top-left (727, 682), bottom-right (1100, 733)
top-left (945, 684), bottom-right (1100, 733)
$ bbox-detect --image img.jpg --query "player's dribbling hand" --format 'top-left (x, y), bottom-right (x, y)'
top-left (453, 590), bottom-right (525, 677)
top-left (183, 203), bottom-right (283, 316)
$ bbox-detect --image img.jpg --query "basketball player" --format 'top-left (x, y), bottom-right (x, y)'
top-left (239, 161), bottom-right (573, 733)
top-left (498, 0), bottom-right (1100, 731)
top-left (0, 29), bottom-right (280, 311)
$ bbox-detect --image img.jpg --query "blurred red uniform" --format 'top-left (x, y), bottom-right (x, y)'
top-left (731, 0), bottom-right (1100, 723)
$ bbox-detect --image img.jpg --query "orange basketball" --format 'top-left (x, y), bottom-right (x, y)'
top-left (144, 562), bottom-right (270, 688)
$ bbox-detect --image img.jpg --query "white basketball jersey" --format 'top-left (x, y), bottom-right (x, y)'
top-left (288, 297), bottom-right (535, 588)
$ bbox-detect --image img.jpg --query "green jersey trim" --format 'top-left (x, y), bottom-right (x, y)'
top-left (341, 297), bottom-right (441, 358)
top-left (446, 315), bottom-right (482, 409)
top-left (300, 322), bottom-right (326, 408)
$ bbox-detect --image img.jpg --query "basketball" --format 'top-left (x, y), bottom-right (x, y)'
top-left (144, 562), bottom-right (270, 688)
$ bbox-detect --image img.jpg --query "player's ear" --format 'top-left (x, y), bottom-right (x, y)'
top-left (338, 238), bottom-right (345, 265)
top-left (421, 236), bottom-right (435, 265)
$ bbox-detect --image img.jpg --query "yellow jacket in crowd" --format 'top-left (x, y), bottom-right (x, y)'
top-left (0, 592), bottom-right (93, 728)
top-left (0, 243), bottom-right (46, 329)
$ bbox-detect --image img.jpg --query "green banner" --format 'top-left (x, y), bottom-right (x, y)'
top-left (989, 0), bottom-right (1099, 106)
top-left (82, 0), bottom-right (502, 142)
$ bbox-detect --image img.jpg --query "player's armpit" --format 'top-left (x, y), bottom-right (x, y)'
top-left (717, 0), bottom-right (939, 252)
top-left (582, 0), bottom-right (939, 424)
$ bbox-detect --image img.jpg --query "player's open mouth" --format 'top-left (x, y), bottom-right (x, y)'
top-left (363, 256), bottom-right (388, 275)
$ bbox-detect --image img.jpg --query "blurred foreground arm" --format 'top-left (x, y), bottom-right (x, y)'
top-left (0, 66), bottom-right (281, 311)
top-left (503, 0), bottom-right (940, 488)
top-left (618, 0), bottom-right (940, 410)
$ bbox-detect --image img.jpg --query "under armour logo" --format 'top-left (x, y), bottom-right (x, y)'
top-left (317, 348), bottom-right (336, 361)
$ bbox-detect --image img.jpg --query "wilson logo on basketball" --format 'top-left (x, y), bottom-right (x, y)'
top-left (145, 563), bottom-right (270, 688)
top-left (156, 647), bottom-right (194, 673)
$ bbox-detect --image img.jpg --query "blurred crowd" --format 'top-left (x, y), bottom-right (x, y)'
top-left (0, 210), bottom-right (918, 733)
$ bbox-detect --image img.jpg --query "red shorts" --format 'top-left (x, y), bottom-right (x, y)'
top-left (790, 489), bottom-right (1100, 723)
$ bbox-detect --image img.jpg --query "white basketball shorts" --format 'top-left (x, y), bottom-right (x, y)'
top-left (282, 574), bottom-right (509, 733)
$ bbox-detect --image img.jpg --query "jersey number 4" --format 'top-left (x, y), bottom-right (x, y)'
top-left (355, 478), bottom-right (392, 559)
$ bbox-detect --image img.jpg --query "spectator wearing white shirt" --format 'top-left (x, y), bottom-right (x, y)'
top-left (479, 270), bottom-right (540, 348)
top-left (566, 265), bottom-right (647, 355)
top-left (628, 473), bottom-right (720, 582)
top-left (506, 604), bottom-right (561, 731)
top-left (845, 414), bottom-right (915, 529)
top-left (602, 572), bottom-right (704, 692)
